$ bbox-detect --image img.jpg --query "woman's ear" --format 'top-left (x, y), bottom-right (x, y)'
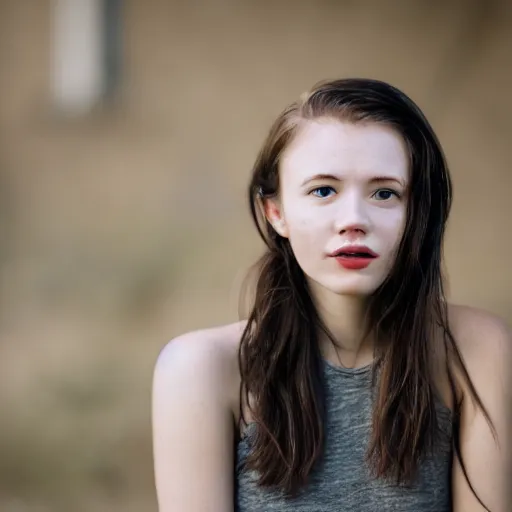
top-left (263, 198), bottom-right (289, 238)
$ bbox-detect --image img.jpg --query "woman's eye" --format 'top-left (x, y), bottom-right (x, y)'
top-left (373, 188), bottom-right (399, 201)
top-left (310, 186), bottom-right (336, 198)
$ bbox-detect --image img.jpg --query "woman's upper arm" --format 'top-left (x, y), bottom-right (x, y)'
top-left (152, 332), bottom-right (236, 512)
top-left (450, 307), bottom-right (512, 512)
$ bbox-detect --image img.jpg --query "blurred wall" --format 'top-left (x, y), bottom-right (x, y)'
top-left (0, 1), bottom-right (510, 511)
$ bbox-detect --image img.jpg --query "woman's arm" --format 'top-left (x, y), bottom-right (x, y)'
top-left (152, 330), bottom-right (237, 512)
top-left (450, 306), bottom-right (512, 512)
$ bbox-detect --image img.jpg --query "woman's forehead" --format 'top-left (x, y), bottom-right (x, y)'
top-left (280, 119), bottom-right (409, 184)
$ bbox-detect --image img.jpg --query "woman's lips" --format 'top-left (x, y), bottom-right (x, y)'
top-left (334, 255), bottom-right (376, 270)
top-left (329, 244), bottom-right (379, 270)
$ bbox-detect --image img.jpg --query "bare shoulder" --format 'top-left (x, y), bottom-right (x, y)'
top-left (151, 320), bottom-right (246, 511)
top-left (447, 308), bottom-right (512, 510)
top-left (446, 303), bottom-right (512, 410)
top-left (155, 320), bottom-right (246, 372)
top-left (447, 303), bottom-right (511, 363)
top-left (153, 319), bottom-right (246, 405)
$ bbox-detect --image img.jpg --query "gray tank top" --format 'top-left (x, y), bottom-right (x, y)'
top-left (235, 359), bottom-right (453, 511)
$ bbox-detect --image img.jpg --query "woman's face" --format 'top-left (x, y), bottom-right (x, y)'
top-left (265, 118), bottom-right (409, 297)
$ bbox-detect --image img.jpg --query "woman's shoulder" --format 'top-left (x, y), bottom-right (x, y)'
top-left (446, 307), bottom-right (512, 509)
top-left (446, 303), bottom-right (511, 398)
top-left (153, 320), bottom-right (247, 409)
top-left (447, 303), bottom-right (510, 358)
top-left (156, 320), bottom-right (246, 364)
top-left (429, 303), bottom-right (509, 410)
top-left (152, 321), bottom-right (247, 510)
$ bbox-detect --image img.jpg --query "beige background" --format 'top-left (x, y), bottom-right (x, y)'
top-left (0, 1), bottom-right (510, 511)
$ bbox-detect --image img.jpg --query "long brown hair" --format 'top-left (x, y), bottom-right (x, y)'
top-left (238, 78), bottom-right (494, 507)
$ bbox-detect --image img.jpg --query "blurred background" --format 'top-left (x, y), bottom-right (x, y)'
top-left (0, 0), bottom-right (511, 510)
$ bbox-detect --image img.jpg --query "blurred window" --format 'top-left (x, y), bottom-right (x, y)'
top-left (51, 0), bottom-right (122, 114)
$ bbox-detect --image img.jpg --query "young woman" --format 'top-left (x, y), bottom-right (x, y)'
top-left (152, 78), bottom-right (511, 511)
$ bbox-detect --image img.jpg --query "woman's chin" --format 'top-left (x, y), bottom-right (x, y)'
top-left (305, 273), bottom-right (384, 299)
top-left (322, 276), bottom-right (382, 297)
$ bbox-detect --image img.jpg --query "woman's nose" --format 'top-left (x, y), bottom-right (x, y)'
top-left (333, 191), bottom-right (371, 236)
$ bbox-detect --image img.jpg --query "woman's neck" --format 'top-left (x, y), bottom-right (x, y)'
top-left (308, 280), bottom-right (374, 368)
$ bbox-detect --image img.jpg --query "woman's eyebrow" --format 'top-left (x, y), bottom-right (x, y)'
top-left (369, 176), bottom-right (406, 187)
top-left (301, 173), bottom-right (406, 187)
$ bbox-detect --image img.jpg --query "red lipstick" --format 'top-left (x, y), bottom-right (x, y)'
top-left (329, 245), bottom-right (379, 270)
